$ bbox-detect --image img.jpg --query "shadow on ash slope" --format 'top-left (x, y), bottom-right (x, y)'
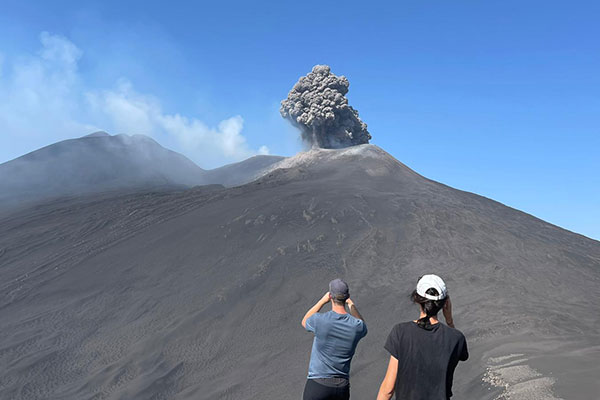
top-left (1, 144), bottom-right (599, 400)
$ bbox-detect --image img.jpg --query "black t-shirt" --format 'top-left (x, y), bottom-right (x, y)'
top-left (384, 321), bottom-right (468, 400)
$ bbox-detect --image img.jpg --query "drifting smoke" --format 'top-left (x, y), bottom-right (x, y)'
top-left (280, 65), bottom-right (371, 149)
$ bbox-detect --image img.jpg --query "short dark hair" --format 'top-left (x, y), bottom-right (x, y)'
top-left (331, 295), bottom-right (347, 306)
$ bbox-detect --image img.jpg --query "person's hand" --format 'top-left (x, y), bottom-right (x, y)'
top-left (346, 298), bottom-right (364, 321)
top-left (443, 296), bottom-right (455, 328)
top-left (443, 296), bottom-right (452, 313)
top-left (320, 292), bottom-right (331, 304)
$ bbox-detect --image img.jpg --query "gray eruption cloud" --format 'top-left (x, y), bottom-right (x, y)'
top-left (280, 65), bottom-right (371, 149)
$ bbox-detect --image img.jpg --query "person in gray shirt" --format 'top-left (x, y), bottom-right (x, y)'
top-left (301, 279), bottom-right (367, 400)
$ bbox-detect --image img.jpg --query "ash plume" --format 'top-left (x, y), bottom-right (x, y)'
top-left (280, 65), bottom-right (371, 148)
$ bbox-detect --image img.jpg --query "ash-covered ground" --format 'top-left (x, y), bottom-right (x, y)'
top-left (1, 145), bottom-right (598, 399)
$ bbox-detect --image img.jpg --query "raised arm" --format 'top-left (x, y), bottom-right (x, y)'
top-left (301, 292), bottom-right (330, 328)
top-left (442, 296), bottom-right (455, 328)
top-left (345, 298), bottom-right (364, 321)
top-left (377, 355), bottom-right (398, 400)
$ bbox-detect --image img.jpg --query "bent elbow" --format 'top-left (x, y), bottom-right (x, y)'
top-left (383, 383), bottom-right (394, 395)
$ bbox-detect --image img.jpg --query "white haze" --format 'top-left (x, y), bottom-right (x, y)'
top-left (0, 32), bottom-right (269, 168)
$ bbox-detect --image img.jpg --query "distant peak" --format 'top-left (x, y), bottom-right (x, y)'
top-left (83, 131), bottom-right (111, 138)
top-left (130, 134), bottom-right (157, 142)
top-left (260, 144), bottom-right (421, 182)
top-left (270, 144), bottom-right (392, 169)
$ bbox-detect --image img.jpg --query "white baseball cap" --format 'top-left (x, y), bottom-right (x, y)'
top-left (416, 274), bottom-right (448, 300)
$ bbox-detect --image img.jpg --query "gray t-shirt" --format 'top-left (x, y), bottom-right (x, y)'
top-left (305, 311), bottom-right (367, 379)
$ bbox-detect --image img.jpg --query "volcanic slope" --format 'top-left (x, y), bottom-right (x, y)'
top-left (202, 154), bottom-right (285, 187)
top-left (0, 132), bottom-right (205, 206)
top-left (0, 145), bottom-right (598, 400)
top-left (0, 132), bottom-right (283, 208)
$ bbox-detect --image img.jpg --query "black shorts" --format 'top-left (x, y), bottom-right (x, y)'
top-left (303, 378), bottom-right (350, 400)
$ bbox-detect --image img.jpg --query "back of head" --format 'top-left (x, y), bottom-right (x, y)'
top-left (412, 274), bottom-right (448, 330)
top-left (329, 278), bottom-right (349, 305)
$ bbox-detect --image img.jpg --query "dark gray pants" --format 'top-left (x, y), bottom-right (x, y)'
top-left (303, 378), bottom-right (350, 400)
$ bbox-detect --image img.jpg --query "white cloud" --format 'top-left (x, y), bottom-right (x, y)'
top-left (0, 32), bottom-right (269, 167)
top-left (39, 31), bottom-right (82, 72)
top-left (0, 32), bottom-right (97, 156)
top-left (258, 145), bottom-right (270, 155)
top-left (86, 79), bottom-right (269, 166)
top-left (86, 80), bottom-right (160, 136)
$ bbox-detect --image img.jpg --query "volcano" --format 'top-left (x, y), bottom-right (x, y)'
top-left (0, 132), bottom-right (282, 209)
top-left (0, 144), bottom-right (598, 399)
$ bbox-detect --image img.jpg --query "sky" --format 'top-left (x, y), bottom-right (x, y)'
top-left (0, 0), bottom-right (598, 240)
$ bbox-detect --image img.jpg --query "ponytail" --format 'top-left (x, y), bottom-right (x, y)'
top-left (411, 288), bottom-right (446, 331)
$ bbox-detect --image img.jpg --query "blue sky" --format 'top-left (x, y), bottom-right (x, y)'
top-left (0, 1), bottom-right (598, 240)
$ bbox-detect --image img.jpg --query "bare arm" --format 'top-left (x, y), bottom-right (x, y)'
top-left (377, 356), bottom-right (398, 400)
top-left (345, 298), bottom-right (364, 321)
top-left (443, 296), bottom-right (455, 328)
top-left (301, 292), bottom-right (330, 328)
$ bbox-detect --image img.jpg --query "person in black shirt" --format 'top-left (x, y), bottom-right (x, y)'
top-left (376, 274), bottom-right (468, 400)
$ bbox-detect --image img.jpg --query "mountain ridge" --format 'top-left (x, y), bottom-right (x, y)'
top-left (0, 133), bottom-right (284, 207)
